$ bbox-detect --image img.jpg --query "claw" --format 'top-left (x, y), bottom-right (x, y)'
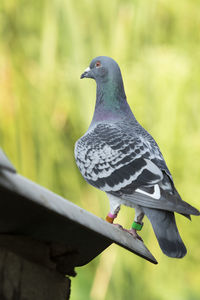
top-left (106, 215), bottom-right (143, 241)
top-left (113, 223), bottom-right (123, 229)
top-left (112, 224), bottom-right (143, 241)
top-left (125, 228), bottom-right (143, 241)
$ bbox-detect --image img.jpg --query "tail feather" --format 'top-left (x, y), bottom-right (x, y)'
top-left (143, 207), bottom-right (187, 258)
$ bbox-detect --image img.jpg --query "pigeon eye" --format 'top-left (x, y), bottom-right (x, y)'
top-left (95, 61), bottom-right (101, 68)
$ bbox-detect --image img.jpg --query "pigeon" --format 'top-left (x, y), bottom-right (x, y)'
top-left (75, 56), bottom-right (200, 258)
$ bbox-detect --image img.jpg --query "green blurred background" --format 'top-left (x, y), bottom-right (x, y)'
top-left (0, 0), bottom-right (200, 299)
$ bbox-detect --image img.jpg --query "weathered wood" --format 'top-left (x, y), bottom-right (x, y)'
top-left (0, 149), bottom-right (158, 300)
top-left (0, 235), bottom-right (71, 300)
top-left (0, 170), bottom-right (157, 265)
top-left (0, 149), bottom-right (16, 173)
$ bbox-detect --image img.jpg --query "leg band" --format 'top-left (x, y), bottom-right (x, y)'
top-left (106, 213), bottom-right (117, 224)
top-left (108, 212), bottom-right (117, 218)
top-left (131, 221), bottom-right (143, 231)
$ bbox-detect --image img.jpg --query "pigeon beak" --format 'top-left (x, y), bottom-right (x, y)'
top-left (80, 67), bottom-right (92, 79)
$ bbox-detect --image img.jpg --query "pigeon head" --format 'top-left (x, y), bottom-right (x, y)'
top-left (81, 56), bottom-right (126, 101)
top-left (81, 56), bottom-right (122, 83)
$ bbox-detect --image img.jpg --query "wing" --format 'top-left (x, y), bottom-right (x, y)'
top-left (75, 123), bottom-right (200, 216)
top-left (75, 123), bottom-right (164, 192)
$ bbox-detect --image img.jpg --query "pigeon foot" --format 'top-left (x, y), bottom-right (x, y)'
top-left (124, 228), bottom-right (143, 241)
top-left (113, 223), bottom-right (123, 229)
top-left (112, 224), bottom-right (143, 241)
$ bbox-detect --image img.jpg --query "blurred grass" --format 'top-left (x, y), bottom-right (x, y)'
top-left (0, 0), bottom-right (200, 299)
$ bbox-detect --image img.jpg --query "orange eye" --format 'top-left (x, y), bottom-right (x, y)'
top-left (95, 61), bottom-right (101, 67)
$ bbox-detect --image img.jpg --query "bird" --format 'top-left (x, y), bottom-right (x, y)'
top-left (74, 56), bottom-right (200, 258)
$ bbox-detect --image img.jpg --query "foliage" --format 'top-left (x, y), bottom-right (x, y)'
top-left (0, 0), bottom-right (200, 299)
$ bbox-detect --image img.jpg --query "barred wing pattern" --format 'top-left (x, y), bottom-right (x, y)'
top-left (75, 123), bottom-right (167, 194)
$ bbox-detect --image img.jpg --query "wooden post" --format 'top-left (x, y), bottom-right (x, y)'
top-left (0, 235), bottom-right (72, 300)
